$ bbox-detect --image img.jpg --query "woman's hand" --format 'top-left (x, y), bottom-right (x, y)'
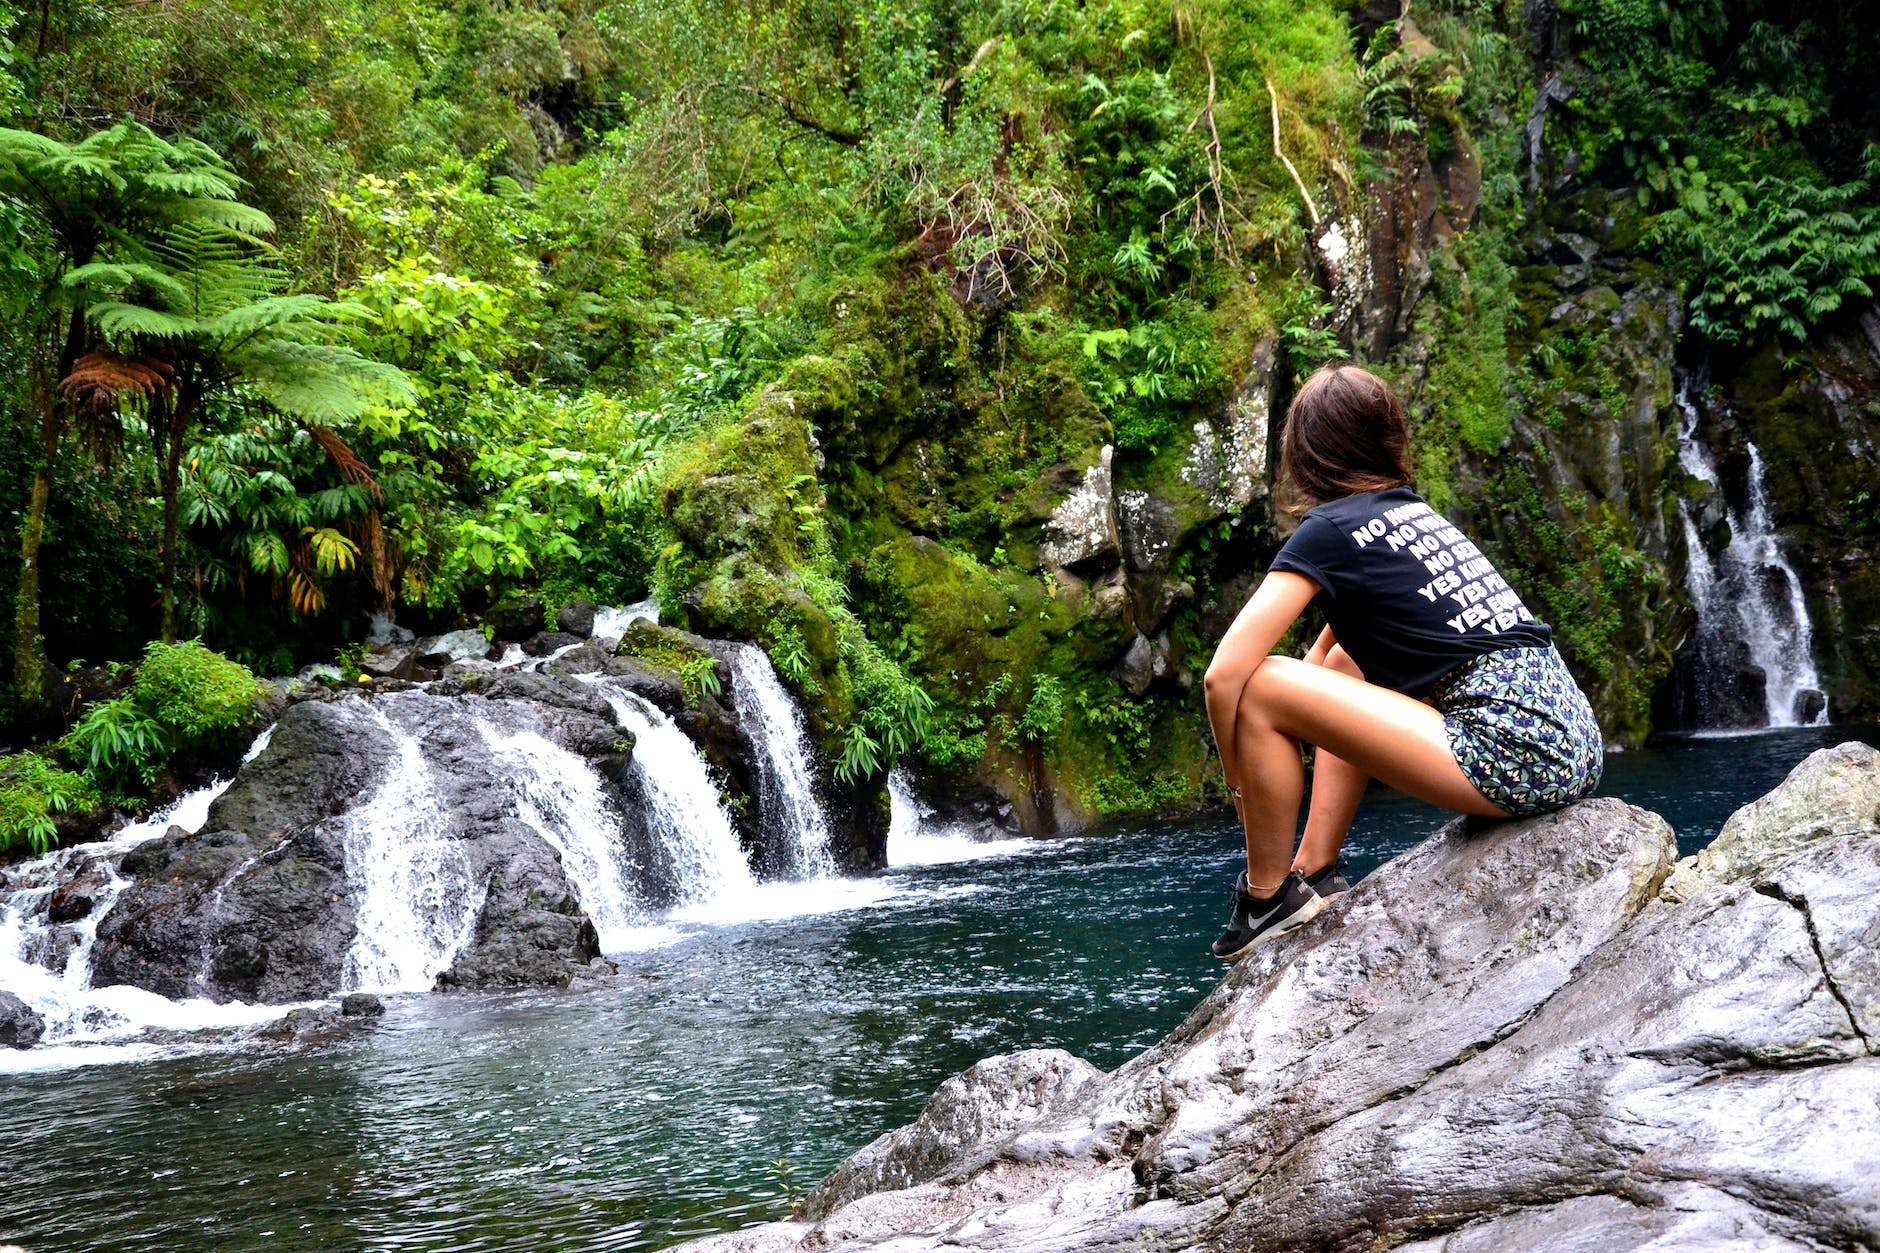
top-left (1203, 571), bottom-right (1320, 795)
top-left (1303, 624), bottom-right (1337, 667)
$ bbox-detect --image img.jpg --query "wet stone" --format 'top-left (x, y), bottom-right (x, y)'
top-left (0, 990), bottom-right (46, 1049)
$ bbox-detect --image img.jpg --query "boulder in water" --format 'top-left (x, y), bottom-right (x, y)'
top-left (0, 990), bottom-right (46, 1048)
top-left (556, 598), bottom-right (599, 638)
top-left (522, 630), bottom-right (582, 658)
top-left (340, 992), bottom-right (384, 1017)
top-left (676, 749), bottom-right (1880, 1252)
top-left (1662, 740), bottom-right (1880, 901)
top-left (483, 595), bottom-right (546, 642)
top-left (413, 629), bottom-right (494, 668)
top-left (92, 686), bottom-right (632, 1003)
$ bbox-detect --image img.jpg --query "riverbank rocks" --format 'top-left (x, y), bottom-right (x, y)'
top-left (90, 686), bottom-right (620, 1003)
top-left (678, 745), bottom-right (1880, 1252)
top-left (0, 990), bottom-right (45, 1048)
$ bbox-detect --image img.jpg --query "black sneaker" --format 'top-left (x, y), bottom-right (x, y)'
top-left (1211, 870), bottom-right (1326, 961)
top-left (1303, 862), bottom-right (1350, 899)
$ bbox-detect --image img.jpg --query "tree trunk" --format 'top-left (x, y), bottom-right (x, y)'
top-left (11, 326), bottom-right (62, 715)
top-left (157, 388), bottom-right (194, 643)
top-left (12, 411), bottom-right (57, 714)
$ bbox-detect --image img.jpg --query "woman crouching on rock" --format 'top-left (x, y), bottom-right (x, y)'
top-left (1203, 364), bottom-right (1603, 961)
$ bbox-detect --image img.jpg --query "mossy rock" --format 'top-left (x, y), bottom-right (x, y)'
top-left (664, 393), bottom-right (821, 574)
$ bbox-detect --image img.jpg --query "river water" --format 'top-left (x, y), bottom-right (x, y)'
top-left (1, 725), bottom-right (1872, 1251)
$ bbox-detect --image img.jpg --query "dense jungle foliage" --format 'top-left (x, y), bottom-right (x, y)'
top-left (2, 0), bottom-right (1878, 843)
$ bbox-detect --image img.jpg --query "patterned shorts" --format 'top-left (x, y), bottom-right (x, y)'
top-left (1429, 645), bottom-right (1604, 818)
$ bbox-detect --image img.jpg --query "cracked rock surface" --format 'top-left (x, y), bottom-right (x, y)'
top-left (678, 744), bottom-right (1880, 1252)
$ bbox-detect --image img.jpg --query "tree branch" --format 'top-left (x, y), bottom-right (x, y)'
top-left (1266, 77), bottom-right (1321, 228)
top-left (747, 87), bottom-right (864, 148)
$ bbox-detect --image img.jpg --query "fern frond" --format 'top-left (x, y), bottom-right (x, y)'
top-left (304, 422), bottom-right (385, 503)
top-left (64, 261), bottom-right (191, 305)
top-left (59, 351), bottom-right (174, 414)
top-left (87, 300), bottom-right (196, 341)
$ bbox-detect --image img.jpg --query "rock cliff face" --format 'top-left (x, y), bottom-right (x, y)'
top-left (677, 743), bottom-right (1880, 1252)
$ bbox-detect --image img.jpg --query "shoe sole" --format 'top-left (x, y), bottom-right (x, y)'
top-left (1213, 892), bottom-right (1328, 963)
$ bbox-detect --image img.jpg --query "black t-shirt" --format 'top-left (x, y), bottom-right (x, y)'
top-left (1268, 486), bottom-right (1553, 697)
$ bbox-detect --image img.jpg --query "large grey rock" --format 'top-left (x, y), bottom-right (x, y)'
top-left (1661, 741), bottom-right (1880, 901)
top-left (679, 749), bottom-right (1880, 1252)
top-left (1038, 446), bottom-right (1121, 574)
top-left (483, 595), bottom-right (546, 642)
top-left (413, 629), bottom-right (492, 668)
top-left (0, 990), bottom-right (46, 1048)
top-left (555, 598), bottom-right (598, 638)
top-left (804, 1050), bottom-right (1103, 1221)
top-left (91, 686), bottom-right (621, 1002)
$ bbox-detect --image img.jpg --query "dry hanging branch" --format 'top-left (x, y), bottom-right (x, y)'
top-left (58, 351), bottom-right (173, 415)
top-left (1266, 77), bottom-right (1322, 228)
top-left (1178, 53), bottom-right (1233, 245)
top-left (941, 37), bottom-right (1002, 96)
top-left (303, 421), bottom-right (383, 505)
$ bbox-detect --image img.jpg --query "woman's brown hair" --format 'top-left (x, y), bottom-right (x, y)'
top-left (1277, 364), bottom-right (1413, 512)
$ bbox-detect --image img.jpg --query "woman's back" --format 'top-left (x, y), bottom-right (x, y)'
top-left (1269, 485), bottom-right (1552, 697)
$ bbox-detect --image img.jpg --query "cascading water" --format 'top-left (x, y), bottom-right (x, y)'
top-left (340, 705), bottom-right (484, 993)
top-left (590, 598), bottom-right (660, 643)
top-left (728, 644), bottom-right (835, 878)
top-left (0, 728), bottom-right (297, 1061)
top-left (886, 771), bottom-right (1033, 868)
top-left (593, 683), bottom-right (757, 908)
top-left (473, 712), bottom-right (652, 952)
top-left (1674, 375), bottom-right (1827, 729)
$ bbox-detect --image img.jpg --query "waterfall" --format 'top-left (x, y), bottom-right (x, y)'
top-left (591, 599), bottom-right (660, 643)
top-left (886, 771), bottom-right (1034, 868)
top-left (0, 728), bottom-right (295, 1057)
top-left (1674, 377), bottom-right (1827, 728)
top-left (473, 714), bottom-right (650, 952)
top-left (340, 705), bottom-right (484, 993)
top-left (594, 684), bottom-right (757, 908)
top-left (728, 644), bottom-right (835, 878)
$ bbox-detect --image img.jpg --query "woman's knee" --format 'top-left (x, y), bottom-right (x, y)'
top-left (1237, 655), bottom-right (1308, 720)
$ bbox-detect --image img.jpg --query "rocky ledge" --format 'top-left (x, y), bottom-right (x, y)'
top-left (682, 742), bottom-right (1880, 1252)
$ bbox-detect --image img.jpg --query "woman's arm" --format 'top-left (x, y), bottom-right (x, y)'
top-left (1203, 571), bottom-right (1320, 795)
top-left (1302, 624), bottom-right (1336, 667)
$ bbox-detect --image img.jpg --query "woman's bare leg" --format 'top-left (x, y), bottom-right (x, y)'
top-left (1294, 647), bottom-right (1368, 878)
top-left (1234, 655), bottom-right (1503, 892)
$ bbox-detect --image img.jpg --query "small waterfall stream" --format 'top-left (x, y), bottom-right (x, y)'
top-left (1674, 376), bottom-right (1828, 728)
top-left (729, 644), bottom-right (835, 877)
top-left (0, 729), bottom-right (296, 1053)
top-left (592, 682), bottom-right (757, 909)
top-left (339, 706), bottom-right (485, 993)
top-left (473, 716), bottom-right (647, 953)
top-left (0, 610), bottom-right (932, 1062)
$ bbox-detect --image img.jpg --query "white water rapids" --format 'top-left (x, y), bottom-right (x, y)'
top-left (0, 728), bottom-right (309, 1071)
top-left (728, 644), bottom-right (836, 878)
top-left (1, 611), bottom-right (1023, 1070)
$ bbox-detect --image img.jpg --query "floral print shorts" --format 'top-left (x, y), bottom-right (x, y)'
top-left (1429, 645), bottom-right (1604, 818)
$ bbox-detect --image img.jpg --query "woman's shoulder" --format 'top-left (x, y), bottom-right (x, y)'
top-left (1301, 486), bottom-right (1424, 528)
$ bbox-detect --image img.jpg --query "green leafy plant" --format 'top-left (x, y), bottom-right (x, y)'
top-left (61, 641), bottom-right (263, 790)
top-left (768, 624), bottom-right (813, 686)
top-left (1655, 164), bottom-right (1880, 344)
top-left (833, 721), bottom-right (883, 785)
top-left (0, 753), bottom-right (101, 855)
top-left (678, 655), bottom-right (723, 707)
top-left (63, 697), bottom-right (169, 787)
top-left (1015, 675), bottom-right (1065, 744)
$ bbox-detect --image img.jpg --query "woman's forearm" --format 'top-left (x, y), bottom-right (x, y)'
top-left (1203, 572), bottom-right (1320, 793)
